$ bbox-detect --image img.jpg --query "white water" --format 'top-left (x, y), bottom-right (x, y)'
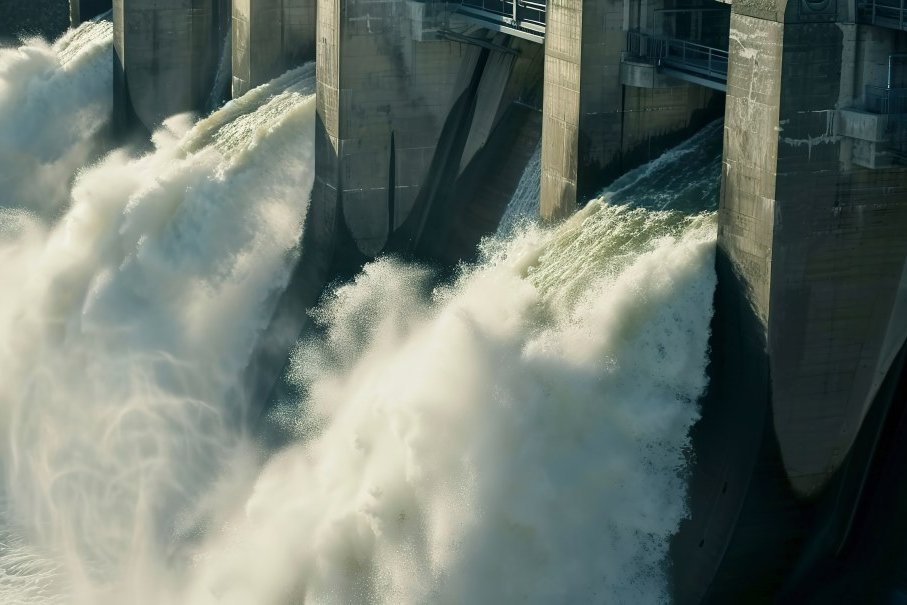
top-left (0, 20), bottom-right (317, 602)
top-left (207, 31), bottom-right (233, 112)
top-left (0, 19), bottom-right (113, 216)
top-left (0, 21), bottom-right (718, 605)
top-left (496, 140), bottom-right (541, 238)
top-left (184, 204), bottom-right (717, 605)
top-left (603, 121), bottom-right (723, 213)
top-left (496, 119), bottom-right (721, 239)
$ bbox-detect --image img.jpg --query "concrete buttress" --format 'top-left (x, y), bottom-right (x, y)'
top-left (232, 0), bottom-right (316, 97)
top-left (113, 0), bottom-right (231, 133)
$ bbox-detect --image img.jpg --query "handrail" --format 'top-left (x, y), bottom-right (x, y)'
top-left (858, 0), bottom-right (907, 30)
top-left (654, 7), bottom-right (731, 15)
top-left (626, 30), bottom-right (729, 81)
top-left (459, 0), bottom-right (546, 27)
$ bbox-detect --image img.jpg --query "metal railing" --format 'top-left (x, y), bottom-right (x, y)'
top-left (865, 85), bottom-right (907, 115)
top-left (626, 30), bottom-right (729, 82)
top-left (858, 0), bottom-right (907, 30)
top-left (661, 37), bottom-right (729, 79)
top-left (626, 29), bottom-right (660, 58)
top-left (458, 0), bottom-right (546, 34)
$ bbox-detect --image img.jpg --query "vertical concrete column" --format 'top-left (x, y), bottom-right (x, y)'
top-left (540, 0), bottom-right (625, 220)
top-left (673, 5), bottom-right (907, 601)
top-left (232, 0), bottom-right (316, 97)
top-left (113, 0), bottom-right (230, 133)
top-left (539, 0), bottom-right (720, 220)
top-left (720, 3), bottom-right (907, 499)
top-left (70, 0), bottom-right (113, 26)
top-left (313, 0), bottom-right (487, 258)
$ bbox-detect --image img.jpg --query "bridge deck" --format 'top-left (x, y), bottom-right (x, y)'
top-left (626, 31), bottom-right (728, 91)
top-left (858, 0), bottom-right (907, 31)
top-left (455, 0), bottom-right (545, 43)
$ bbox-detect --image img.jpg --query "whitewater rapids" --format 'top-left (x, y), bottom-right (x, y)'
top-left (0, 20), bottom-right (718, 605)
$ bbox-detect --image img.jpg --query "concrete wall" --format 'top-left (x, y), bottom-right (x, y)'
top-left (232, 0), bottom-right (316, 97)
top-left (314, 0), bottom-right (474, 257)
top-left (540, 0), bottom-right (719, 220)
top-left (540, 0), bottom-right (614, 220)
top-left (674, 0), bottom-right (907, 599)
top-left (720, 9), bottom-right (907, 500)
top-left (313, 0), bottom-right (544, 260)
top-left (114, 0), bottom-right (230, 133)
top-left (417, 37), bottom-right (545, 260)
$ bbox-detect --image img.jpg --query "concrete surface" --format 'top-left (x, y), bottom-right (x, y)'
top-left (232, 0), bottom-right (315, 97)
top-left (18, 0), bottom-right (907, 601)
top-left (113, 0), bottom-right (230, 133)
top-left (673, 0), bottom-right (907, 601)
top-left (540, 0), bottom-right (720, 220)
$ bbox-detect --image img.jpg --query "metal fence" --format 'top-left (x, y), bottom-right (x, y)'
top-left (458, 0), bottom-right (546, 31)
top-left (626, 30), bottom-right (729, 81)
top-left (858, 0), bottom-right (907, 30)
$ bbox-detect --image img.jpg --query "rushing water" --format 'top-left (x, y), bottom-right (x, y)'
top-left (604, 121), bottom-right (723, 213)
top-left (496, 141), bottom-right (541, 238)
top-left (0, 20), bottom-right (720, 605)
top-left (0, 19), bottom-right (113, 216)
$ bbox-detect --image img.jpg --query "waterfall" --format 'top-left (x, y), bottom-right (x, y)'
top-left (184, 202), bottom-right (716, 605)
top-left (603, 120), bottom-right (724, 212)
top-left (0, 18), bottom-right (113, 216)
top-left (207, 31), bottom-right (233, 112)
top-left (496, 140), bottom-right (541, 237)
top-left (0, 20), bottom-right (721, 605)
top-left (0, 45), bottom-right (317, 602)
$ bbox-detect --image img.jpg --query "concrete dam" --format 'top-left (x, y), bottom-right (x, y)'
top-left (0, 0), bottom-right (904, 600)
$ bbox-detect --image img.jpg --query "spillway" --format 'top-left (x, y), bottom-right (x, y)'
top-left (0, 18), bottom-right (112, 215)
top-left (0, 19), bottom-right (731, 604)
top-left (0, 20), bottom-right (317, 602)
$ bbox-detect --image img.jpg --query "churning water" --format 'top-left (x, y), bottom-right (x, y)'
top-left (0, 20), bottom-right (720, 605)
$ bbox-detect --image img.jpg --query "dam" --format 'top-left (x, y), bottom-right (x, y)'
top-left (0, 0), bottom-right (904, 601)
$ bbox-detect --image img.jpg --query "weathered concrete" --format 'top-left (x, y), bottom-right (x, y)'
top-left (619, 58), bottom-right (687, 88)
top-left (540, 0), bottom-right (720, 220)
top-left (232, 0), bottom-right (316, 97)
top-left (69, 0), bottom-right (112, 26)
top-left (113, 0), bottom-right (231, 133)
top-left (314, 0), bottom-right (544, 260)
top-left (314, 0), bottom-right (475, 258)
top-left (65, 0), bottom-right (907, 598)
top-left (428, 103), bottom-right (543, 262)
top-left (673, 0), bottom-right (907, 600)
top-left (724, 13), bottom-right (907, 500)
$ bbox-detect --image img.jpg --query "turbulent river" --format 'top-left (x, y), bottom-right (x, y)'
top-left (0, 19), bottom-right (721, 605)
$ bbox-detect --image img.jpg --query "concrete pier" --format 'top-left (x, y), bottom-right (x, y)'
top-left (313, 0), bottom-right (543, 260)
top-left (232, 0), bottom-right (316, 97)
top-left (673, 0), bottom-right (907, 600)
top-left (113, 0), bottom-right (230, 133)
top-left (76, 0), bottom-right (907, 599)
top-left (539, 0), bottom-right (722, 220)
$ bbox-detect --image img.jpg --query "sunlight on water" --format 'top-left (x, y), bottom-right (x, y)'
top-left (0, 20), bottom-right (718, 605)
